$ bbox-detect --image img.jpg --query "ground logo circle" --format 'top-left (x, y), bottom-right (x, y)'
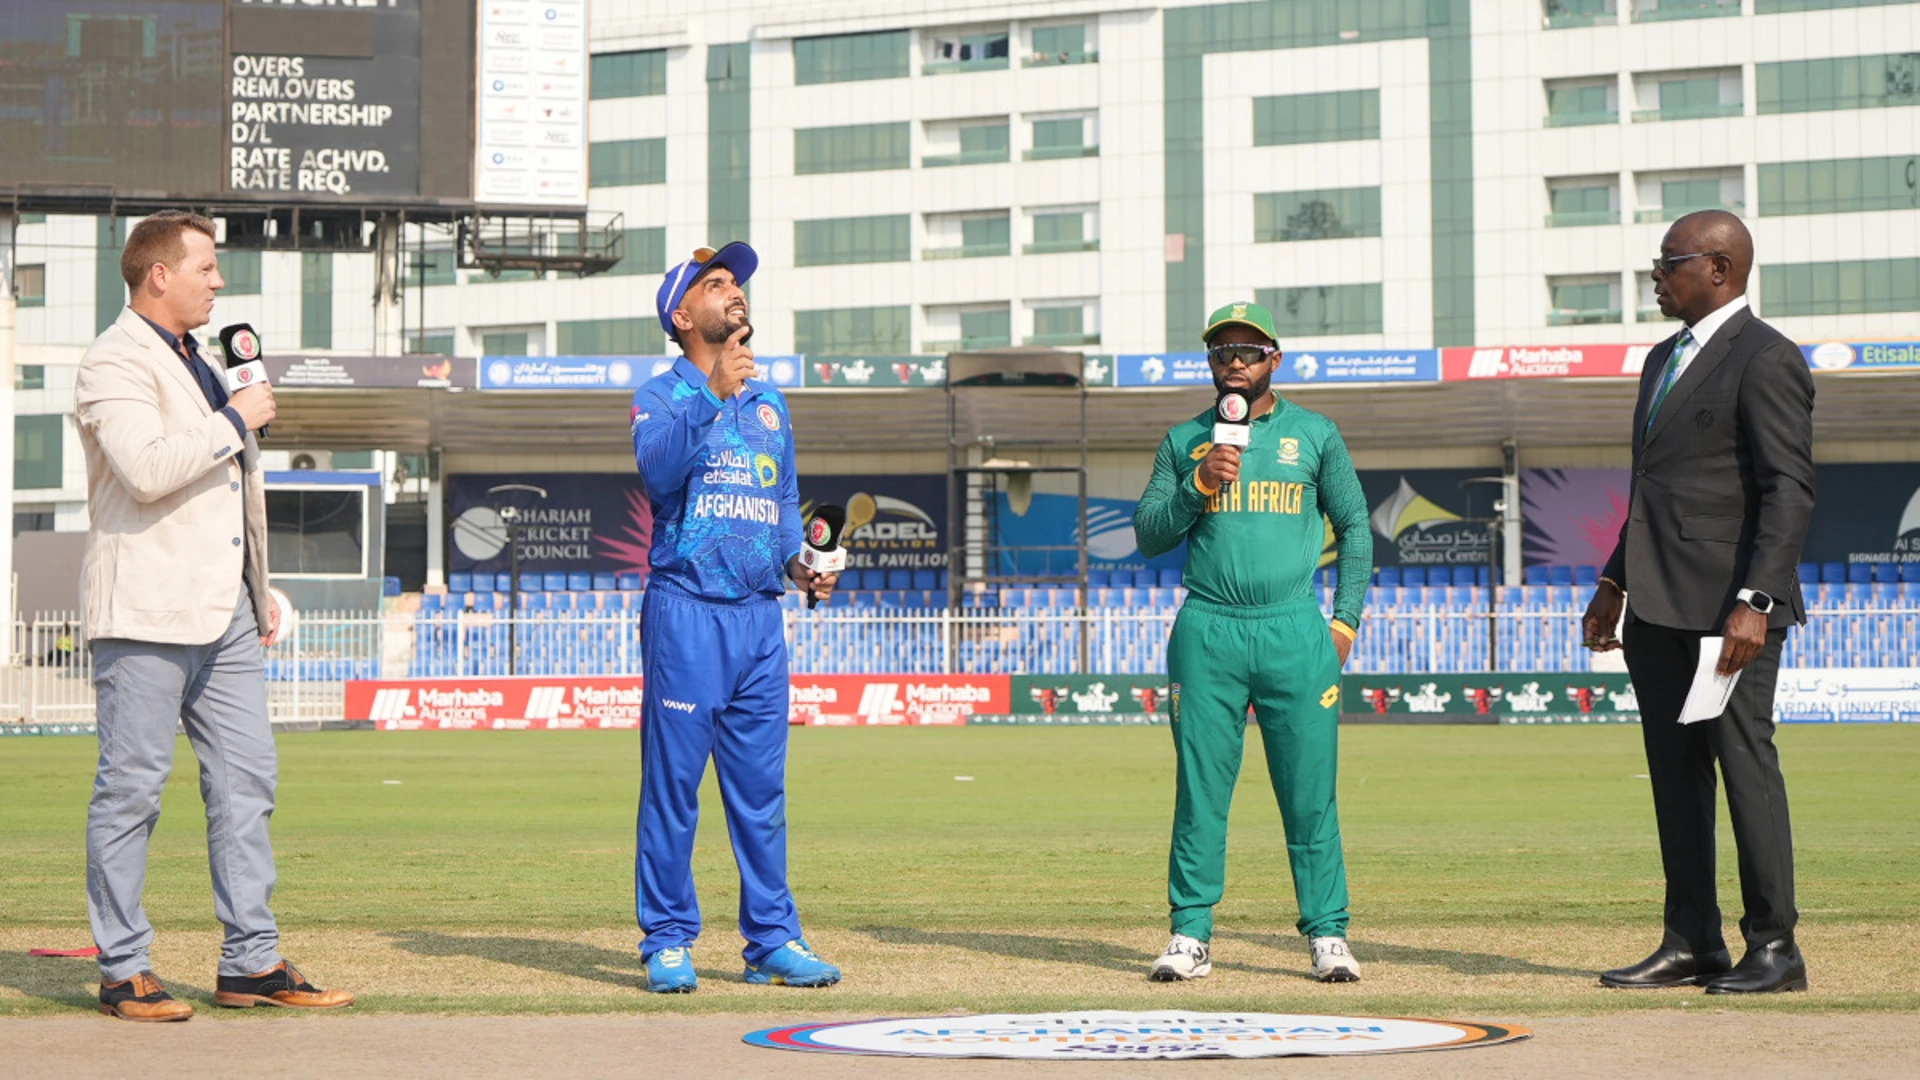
top-left (746, 1010), bottom-right (1530, 1060)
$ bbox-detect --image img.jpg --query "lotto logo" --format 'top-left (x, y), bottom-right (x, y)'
top-left (367, 688), bottom-right (413, 721)
top-left (1467, 349), bottom-right (1506, 379)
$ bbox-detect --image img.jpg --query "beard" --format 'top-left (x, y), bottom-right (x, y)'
top-left (1213, 369), bottom-right (1272, 402)
top-left (695, 305), bottom-right (750, 345)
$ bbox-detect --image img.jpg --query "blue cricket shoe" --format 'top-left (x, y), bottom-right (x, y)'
top-left (744, 938), bottom-right (841, 987)
top-left (646, 946), bottom-right (697, 993)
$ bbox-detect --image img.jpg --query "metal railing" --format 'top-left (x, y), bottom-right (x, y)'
top-left (5, 605), bottom-right (1914, 725)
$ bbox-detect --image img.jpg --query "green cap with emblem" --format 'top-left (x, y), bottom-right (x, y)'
top-left (1203, 300), bottom-right (1278, 345)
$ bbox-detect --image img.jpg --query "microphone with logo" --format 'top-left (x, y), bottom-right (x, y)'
top-left (799, 504), bottom-right (847, 610)
top-left (1213, 389), bottom-right (1252, 449)
top-left (218, 323), bottom-right (271, 440)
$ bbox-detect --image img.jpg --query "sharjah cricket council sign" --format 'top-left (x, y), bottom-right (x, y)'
top-left (745, 1011), bottom-right (1529, 1060)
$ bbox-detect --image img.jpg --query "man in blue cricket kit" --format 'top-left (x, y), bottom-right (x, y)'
top-left (629, 242), bottom-right (842, 993)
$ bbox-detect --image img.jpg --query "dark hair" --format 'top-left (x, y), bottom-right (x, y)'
top-left (120, 210), bottom-right (216, 292)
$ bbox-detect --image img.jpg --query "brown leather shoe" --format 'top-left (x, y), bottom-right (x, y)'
top-left (99, 972), bottom-right (194, 1022)
top-left (214, 960), bottom-right (354, 1009)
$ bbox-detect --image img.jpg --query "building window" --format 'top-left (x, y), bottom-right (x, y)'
top-left (1762, 258), bottom-right (1920, 316)
top-left (1546, 178), bottom-right (1620, 227)
top-left (557, 318), bottom-right (665, 355)
top-left (14, 415), bottom-right (64, 489)
top-left (1759, 156), bottom-right (1920, 216)
top-left (795, 306), bottom-right (912, 355)
top-left (590, 138), bottom-right (667, 187)
top-left (1630, 0), bottom-right (1739, 22)
top-left (218, 250), bottom-right (262, 295)
top-left (1758, 53), bottom-right (1920, 115)
top-left (13, 263), bottom-right (45, 307)
top-left (924, 120), bottom-right (1009, 167)
top-left (1026, 115), bottom-right (1096, 160)
top-left (606, 227), bottom-right (668, 277)
top-left (1635, 169), bottom-right (1744, 222)
top-left (1547, 275), bottom-right (1623, 325)
top-left (1757, 0), bottom-right (1909, 10)
top-left (1635, 273), bottom-right (1668, 323)
top-left (1028, 23), bottom-right (1094, 66)
top-left (1545, 0), bottom-right (1616, 29)
top-left (795, 215), bottom-right (911, 267)
top-left (794, 122), bottom-right (910, 175)
top-left (924, 211), bottom-right (1010, 259)
top-left (1254, 285), bottom-right (1385, 337)
top-left (14, 508), bottom-right (55, 535)
top-left (1634, 69), bottom-right (1742, 122)
top-left (300, 253), bottom-right (331, 349)
top-left (793, 30), bottom-right (909, 85)
top-left (1027, 208), bottom-right (1098, 254)
top-left (15, 365), bottom-right (45, 390)
top-left (266, 487), bottom-right (367, 577)
top-left (1028, 302), bottom-right (1098, 346)
top-left (1545, 78), bottom-right (1618, 127)
top-left (959, 307), bottom-right (1011, 350)
top-left (480, 330), bottom-right (531, 356)
top-left (1253, 90), bottom-right (1379, 146)
top-left (925, 28), bottom-right (1010, 75)
top-left (407, 332), bottom-right (455, 356)
top-left (591, 49), bottom-right (667, 99)
top-left (1254, 187), bottom-right (1383, 242)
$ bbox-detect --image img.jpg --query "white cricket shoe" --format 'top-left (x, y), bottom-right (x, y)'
top-left (1310, 936), bottom-right (1361, 983)
top-left (1149, 934), bottom-right (1212, 981)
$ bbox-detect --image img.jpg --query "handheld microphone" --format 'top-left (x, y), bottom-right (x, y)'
top-left (217, 323), bottom-right (270, 439)
top-left (800, 504), bottom-right (847, 610)
top-left (1213, 390), bottom-right (1252, 448)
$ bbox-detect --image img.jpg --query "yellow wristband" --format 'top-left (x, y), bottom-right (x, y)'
top-left (1193, 470), bottom-right (1219, 497)
top-left (1330, 619), bottom-right (1357, 642)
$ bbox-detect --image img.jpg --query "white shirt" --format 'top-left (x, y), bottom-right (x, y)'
top-left (1668, 293), bottom-right (1749, 384)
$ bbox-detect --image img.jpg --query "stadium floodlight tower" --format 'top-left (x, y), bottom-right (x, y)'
top-left (944, 347), bottom-right (1091, 667)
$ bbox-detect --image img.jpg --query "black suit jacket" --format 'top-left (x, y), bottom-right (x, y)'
top-left (1601, 306), bottom-right (1815, 632)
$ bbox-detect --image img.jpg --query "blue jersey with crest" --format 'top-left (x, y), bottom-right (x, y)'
top-left (631, 357), bottom-right (803, 602)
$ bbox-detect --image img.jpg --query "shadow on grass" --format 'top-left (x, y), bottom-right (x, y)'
top-left (857, 926), bottom-right (1298, 979)
top-left (383, 931), bottom-right (716, 989)
top-left (0, 951), bottom-right (217, 1011)
top-left (1216, 929), bottom-right (1595, 980)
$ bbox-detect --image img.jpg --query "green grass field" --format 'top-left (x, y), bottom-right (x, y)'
top-left (2, 724), bottom-right (1916, 1018)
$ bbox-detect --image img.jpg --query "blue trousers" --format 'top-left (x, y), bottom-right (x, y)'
top-left (636, 587), bottom-right (800, 965)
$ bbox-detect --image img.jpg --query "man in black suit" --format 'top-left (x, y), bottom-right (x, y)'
top-left (1582, 210), bottom-right (1815, 995)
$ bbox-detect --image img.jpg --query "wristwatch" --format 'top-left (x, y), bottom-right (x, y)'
top-left (1737, 588), bottom-right (1775, 614)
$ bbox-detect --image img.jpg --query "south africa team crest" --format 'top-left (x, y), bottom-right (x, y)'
top-left (757, 403), bottom-right (780, 431)
top-left (1278, 438), bottom-right (1300, 465)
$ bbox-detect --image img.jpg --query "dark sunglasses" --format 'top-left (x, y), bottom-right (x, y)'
top-left (1650, 251), bottom-right (1721, 274)
top-left (1206, 343), bottom-right (1280, 366)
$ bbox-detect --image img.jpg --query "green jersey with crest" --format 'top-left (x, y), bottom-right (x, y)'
top-left (1133, 399), bottom-right (1371, 628)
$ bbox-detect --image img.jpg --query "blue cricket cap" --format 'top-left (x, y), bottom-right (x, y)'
top-left (656, 241), bottom-right (758, 341)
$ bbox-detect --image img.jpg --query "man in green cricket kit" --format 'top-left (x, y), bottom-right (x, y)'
top-left (1133, 300), bottom-right (1373, 984)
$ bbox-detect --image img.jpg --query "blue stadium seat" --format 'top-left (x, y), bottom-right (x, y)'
top-left (557, 592), bottom-right (584, 611)
top-left (542, 572), bottom-right (567, 591)
top-left (524, 593), bottom-right (551, 611)
top-left (1547, 565), bottom-right (1573, 586)
top-left (1903, 564), bottom-right (1920, 584)
top-left (509, 573), bottom-right (534, 592)
top-left (383, 576), bottom-right (402, 597)
top-left (1873, 581), bottom-right (1900, 604)
top-left (1821, 562), bottom-right (1847, 584)
top-left (1523, 564), bottom-right (1549, 585)
top-left (606, 591), bottom-right (640, 611)
top-left (886, 569), bottom-right (913, 590)
top-left (1375, 566), bottom-right (1400, 586)
top-left (850, 591), bottom-right (879, 608)
top-left (449, 572), bottom-right (473, 593)
top-left (418, 593), bottom-right (444, 612)
top-left (914, 570), bottom-right (939, 590)
top-left (1845, 582), bottom-right (1873, 606)
top-left (568, 572), bottom-right (592, 591)
top-left (1848, 563), bottom-right (1873, 584)
top-left (592, 572), bottom-right (618, 591)
top-left (1903, 582), bottom-right (1920, 602)
top-left (1475, 565), bottom-right (1492, 586)
top-left (1798, 563), bottom-right (1819, 587)
top-left (1132, 570), bottom-right (1158, 589)
top-left (1450, 565), bottom-right (1476, 586)
top-left (1400, 566), bottom-right (1425, 586)
top-left (1088, 569), bottom-right (1112, 588)
top-left (1872, 562), bottom-right (1900, 583)
top-left (1158, 567), bottom-right (1183, 587)
top-left (470, 593), bottom-right (496, 611)
top-left (1573, 566), bottom-right (1598, 586)
top-left (1400, 584), bottom-right (1425, 605)
top-left (934, 571), bottom-right (949, 592)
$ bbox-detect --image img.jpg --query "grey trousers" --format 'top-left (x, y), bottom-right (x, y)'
top-left (87, 598), bottom-right (282, 981)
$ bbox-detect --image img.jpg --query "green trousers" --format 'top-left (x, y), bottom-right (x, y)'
top-left (1166, 597), bottom-right (1349, 941)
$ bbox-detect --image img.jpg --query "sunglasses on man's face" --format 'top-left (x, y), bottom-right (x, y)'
top-left (1650, 251), bottom-right (1720, 275)
top-left (1207, 343), bottom-right (1280, 366)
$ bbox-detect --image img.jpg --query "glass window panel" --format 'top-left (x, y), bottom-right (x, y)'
top-left (1255, 284), bottom-right (1385, 335)
top-left (961, 123), bottom-right (1011, 155)
top-left (1033, 212), bottom-right (1084, 244)
top-left (962, 215), bottom-right (1011, 248)
top-left (795, 123), bottom-right (910, 174)
top-left (1033, 307), bottom-right (1083, 337)
top-left (590, 138), bottom-right (667, 187)
top-left (1253, 187), bottom-right (1383, 241)
top-left (557, 318), bottom-right (664, 355)
top-left (13, 415), bottom-right (63, 489)
top-left (300, 253), bottom-right (331, 350)
top-left (795, 215), bottom-right (910, 266)
top-left (220, 250), bottom-right (262, 295)
top-left (1254, 90), bottom-right (1380, 145)
top-left (266, 489), bottom-right (364, 576)
top-left (1032, 24), bottom-right (1086, 58)
top-left (591, 50), bottom-right (667, 99)
top-left (960, 308), bottom-right (1011, 347)
top-left (1033, 118), bottom-right (1084, 149)
top-left (795, 306), bottom-right (911, 354)
top-left (795, 30), bottom-right (909, 84)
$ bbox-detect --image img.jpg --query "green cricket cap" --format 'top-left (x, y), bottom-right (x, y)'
top-left (1203, 300), bottom-right (1278, 345)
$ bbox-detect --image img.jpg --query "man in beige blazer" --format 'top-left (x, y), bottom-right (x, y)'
top-left (75, 210), bottom-right (351, 1021)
